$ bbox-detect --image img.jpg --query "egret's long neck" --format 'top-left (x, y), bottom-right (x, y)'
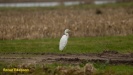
top-left (64, 32), bottom-right (69, 38)
top-left (64, 31), bottom-right (67, 35)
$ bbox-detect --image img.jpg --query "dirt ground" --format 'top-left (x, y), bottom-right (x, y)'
top-left (0, 51), bottom-right (133, 65)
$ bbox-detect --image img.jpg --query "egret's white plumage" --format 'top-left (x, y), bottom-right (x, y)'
top-left (59, 29), bottom-right (70, 51)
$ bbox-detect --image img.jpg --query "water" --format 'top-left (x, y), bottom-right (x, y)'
top-left (0, 1), bottom-right (84, 7)
top-left (0, 0), bottom-right (117, 7)
top-left (94, 0), bottom-right (116, 5)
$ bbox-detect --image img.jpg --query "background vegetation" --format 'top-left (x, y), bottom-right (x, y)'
top-left (0, 2), bottom-right (133, 40)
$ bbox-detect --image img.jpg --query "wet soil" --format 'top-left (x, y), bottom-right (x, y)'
top-left (0, 51), bottom-right (133, 65)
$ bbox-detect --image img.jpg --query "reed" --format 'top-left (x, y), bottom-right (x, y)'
top-left (0, 7), bottom-right (133, 40)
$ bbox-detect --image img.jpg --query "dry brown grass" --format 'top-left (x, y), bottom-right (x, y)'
top-left (54, 63), bottom-right (96, 75)
top-left (0, 7), bottom-right (133, 40)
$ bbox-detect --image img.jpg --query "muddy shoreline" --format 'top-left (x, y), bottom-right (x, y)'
top-left (0, 51), bottom-right (133, 65)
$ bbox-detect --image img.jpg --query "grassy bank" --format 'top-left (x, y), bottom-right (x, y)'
top-left (0, 35), bottom-right (133, 53)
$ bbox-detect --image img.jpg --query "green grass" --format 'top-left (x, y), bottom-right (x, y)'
top-left (1, 62), bottom-right (133, 75)
top-left (94, 63), bottom-right (133, 75)
top-left (0, 35), bottom-right (133, 54)
top-left (42, 63), bottom-right (133, 75)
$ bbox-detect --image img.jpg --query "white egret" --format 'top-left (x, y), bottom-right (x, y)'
top-left (59, 29), bottom-right (70, 51)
